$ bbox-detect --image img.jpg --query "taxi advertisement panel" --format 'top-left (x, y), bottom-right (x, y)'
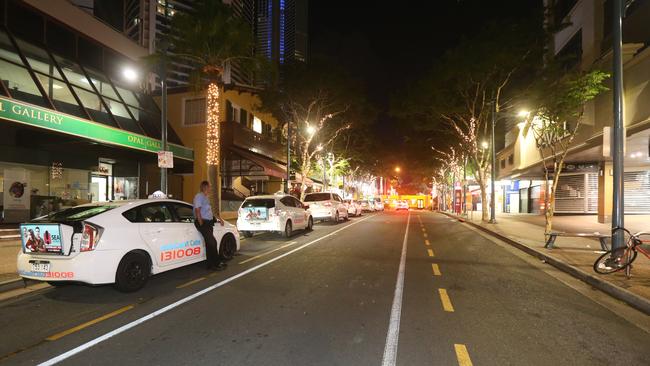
top-left (20, 223), bottom-right (63, 254)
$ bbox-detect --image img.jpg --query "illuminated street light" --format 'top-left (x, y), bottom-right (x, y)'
top-left (395, 166), bottom-right (401, 173)
top-left (122, 67), bottom-right (138, 82)
top-left (481, 141), bottom-right (489, 149)
top-left (307, 125), bottom-right (316, 135)
top-left (517, 110), bottom-right (530, 118)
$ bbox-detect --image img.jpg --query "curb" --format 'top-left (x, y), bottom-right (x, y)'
top-left (0, 277), bottom-right (37, 293)
top-left (440, 211), bottom-right (650, 315)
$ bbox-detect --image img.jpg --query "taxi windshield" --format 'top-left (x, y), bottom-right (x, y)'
top-left (33, 205), bottom-right (117, 223)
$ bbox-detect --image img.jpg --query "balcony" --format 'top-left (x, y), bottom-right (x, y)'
top-left (221, 120), bottom-right (285, 163)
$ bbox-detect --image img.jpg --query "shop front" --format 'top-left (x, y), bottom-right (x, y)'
top-left (0, 96), bottom-right (193, 223)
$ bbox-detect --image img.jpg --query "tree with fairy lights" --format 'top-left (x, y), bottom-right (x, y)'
top-left (157, 0), bottom-right (267, 213)
top-left (287, 94), bottom-right (350, 198)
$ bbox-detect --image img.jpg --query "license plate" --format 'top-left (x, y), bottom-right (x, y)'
top-left (31, 262), bottom-right (50, 273)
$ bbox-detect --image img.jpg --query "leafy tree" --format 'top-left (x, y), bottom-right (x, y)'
top-left (522, 68), bottom-right (609, 237)
top-left (398, 22), bottom-right (542, 221)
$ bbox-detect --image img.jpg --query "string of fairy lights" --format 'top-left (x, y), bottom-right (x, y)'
top-left (206, 83), bottom-right (220, 165)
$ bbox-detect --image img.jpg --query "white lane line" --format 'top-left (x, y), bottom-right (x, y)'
top-left (38, 215), bottom-right (374, 366)
top-left (381, 212), bottom-right (411, 366)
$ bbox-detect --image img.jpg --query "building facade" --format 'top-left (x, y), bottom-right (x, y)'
top-left (497, 0), bottom-right (650, 221)
top-left (0, 0), bottom-right (193, 223)
top-left (165, 86), bottom-right (287, 210)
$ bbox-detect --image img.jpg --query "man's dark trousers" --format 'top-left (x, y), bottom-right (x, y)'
top-left (196, 220), bottom-right (219, 268)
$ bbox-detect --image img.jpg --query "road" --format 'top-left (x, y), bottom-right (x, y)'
top-left (1, 211), bottom-right (650, 365)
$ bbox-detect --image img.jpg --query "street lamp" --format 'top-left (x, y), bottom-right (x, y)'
top-left (123, 63), bottom-right (168, 194)
top-left (481, 141), bottom-right (489, 149)
top-left (517, 110), bottom-right (530, 118)
top-left (327, 152), bottom-right (335, 190)
top-left (306, 125), bottom-right (316, 136)
top-left (394, 166), bottom-right (401, 173)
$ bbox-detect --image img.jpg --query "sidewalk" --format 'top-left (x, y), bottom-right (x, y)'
top-left (453, 210), bottom-right (650, 312)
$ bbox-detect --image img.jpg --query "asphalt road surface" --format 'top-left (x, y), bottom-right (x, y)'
top-left (1, 211), bottom-right (650, 365)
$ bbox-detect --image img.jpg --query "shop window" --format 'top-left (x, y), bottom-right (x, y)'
top-left (34, 73), bottom-right (86, 118)
top-left (0, 31), bottom-right (23, 65)
top-left (241, 109), bottom-right (249, 127)
top-left (184, 98), bottom-right (206, 126)
top-left (104, 98), bottom-right (141, 133)
top-left (52, 55), bottom-right (92, 88)
top-left (84, 68), bottom-right (122, 101)
top-left (13, 38), bottom-right (61, 77)
top-left (0, 59), bottom-right (48, 107)
top-left (72, 86), bottom-right (116, 127)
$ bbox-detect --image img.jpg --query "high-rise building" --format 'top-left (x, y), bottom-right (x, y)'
top-left (72, 0), bottom-right (308, 88)
top-left (256, 0), bottom-right (308, 65)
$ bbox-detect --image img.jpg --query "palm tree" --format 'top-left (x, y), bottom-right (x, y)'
top-left (161, 0), bottom-right (259, 213)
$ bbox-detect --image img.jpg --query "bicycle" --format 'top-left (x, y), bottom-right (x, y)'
top-left (593, 227), bottom-right (650, 278)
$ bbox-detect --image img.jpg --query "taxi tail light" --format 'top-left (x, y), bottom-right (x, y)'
top-left (269, 207), bottom-right (278, 217)
top-left (80, 223), bottom-right (102, 252)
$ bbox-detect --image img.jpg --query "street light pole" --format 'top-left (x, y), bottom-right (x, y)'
top-left (286, 121), bottom-right (291, 194)
top-left (160, 58), bottom-right (168, 194)
top-left (489, 100), bottom-right (497, 224)
top-left (611, 0), bottom-right (625, 250)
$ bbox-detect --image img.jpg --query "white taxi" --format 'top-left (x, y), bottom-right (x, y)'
top-left (237, 194), bottom-right (313, 238)
top-left (17, 199), bottom-right (240, 292)
top-left (303, 192), bottom-right (349, 222)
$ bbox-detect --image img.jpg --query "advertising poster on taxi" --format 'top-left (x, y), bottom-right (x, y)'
top-left (243, 207), bottom-right (268, 220)
top-left (20, 224), bottom-right (63, 254)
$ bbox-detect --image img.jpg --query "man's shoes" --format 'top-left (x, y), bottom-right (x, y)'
top-left (208, 262), bottom-right (227, 271)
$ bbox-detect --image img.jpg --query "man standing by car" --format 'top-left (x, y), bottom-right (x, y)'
top-left (194, 181), bottom-right (226, 271)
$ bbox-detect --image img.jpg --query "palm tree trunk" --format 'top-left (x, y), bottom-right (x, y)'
top-left (206, 82), bottom-right (221, 215)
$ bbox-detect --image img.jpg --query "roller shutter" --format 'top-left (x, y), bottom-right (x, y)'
top-left (624, 171), bottom-right (650, 214)
top-left (555, 174), bottom-right (586, 213)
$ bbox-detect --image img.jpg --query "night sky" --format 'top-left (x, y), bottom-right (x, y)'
top-left (308, 0), bottom-right (543, 186)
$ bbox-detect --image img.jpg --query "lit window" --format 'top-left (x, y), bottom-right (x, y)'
top-left (184, 98), bottom-right (206, 126)
top-left (253, 116), bottom-right (263, 134)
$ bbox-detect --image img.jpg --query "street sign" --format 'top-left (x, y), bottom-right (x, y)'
top-left (158, 151), bottom-right (174, 168)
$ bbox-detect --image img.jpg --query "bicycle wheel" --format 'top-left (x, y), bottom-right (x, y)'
top-left (593, 248), bottom-right (638, 274)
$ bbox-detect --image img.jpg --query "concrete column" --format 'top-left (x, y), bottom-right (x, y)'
top-left (598, 161), bottom-right (613, 223)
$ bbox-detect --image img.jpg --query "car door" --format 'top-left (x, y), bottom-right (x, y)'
top-left (170, 202), bottom-right (205, 264)
top-left (334, 194), bottom-right (345, 216)
top-left (133, 202), bottom-right (196, 269)
top-left (291, 197), bottom-right (308, 229)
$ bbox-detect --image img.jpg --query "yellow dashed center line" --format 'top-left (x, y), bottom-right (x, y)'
top-left (176, 277), bottom-right (206, 289)
top-left (425, 239), bottom-right (431, 246)
top-left (46, 305), bottom-right (135, 341)
top-left (454, 344), bottom-right (473, 366)
top-left (427, 249), bottom-right (434, 257)
top-left (431, 263), bottom-right (441, 276)
top-left (438, 288), bottom-right (454, 312)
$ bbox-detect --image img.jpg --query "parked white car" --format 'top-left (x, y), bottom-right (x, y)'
top-left (344, 199), bottom-right (362, 217)
top-left (17, 199), bottom-right (240, 292)
top-left (373, 198), bottom-right (385, 211)
top-left (303, 192), bottom-right (349, 222)
top-left (360, 200), bottom-right (375, 212)
top-left (237, 194), bottom-right (313, 238)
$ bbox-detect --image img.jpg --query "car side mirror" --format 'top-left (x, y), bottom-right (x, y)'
top-left (304, 204), bottom-right (309, 210)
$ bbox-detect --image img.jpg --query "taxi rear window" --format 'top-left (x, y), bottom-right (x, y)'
top-left (33, 205), bottom-right (116, 222)
top-left (242, 199), bottom-right (275, 208)
top-left (304, 193), bottom-right (331, 202)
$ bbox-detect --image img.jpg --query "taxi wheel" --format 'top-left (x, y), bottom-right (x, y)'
top-left (284, 221), bottom-right (293, 238)
top-left (344, 211), bottom-right (349, 221)
top-left (220, 234), bottom-right (237, 260)
top-left (306, 216), bottom-right (314, 231)
top-left (334, 212), bottom-right (339, 223)
top-left (115, 252), bottom-right (150, 293)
